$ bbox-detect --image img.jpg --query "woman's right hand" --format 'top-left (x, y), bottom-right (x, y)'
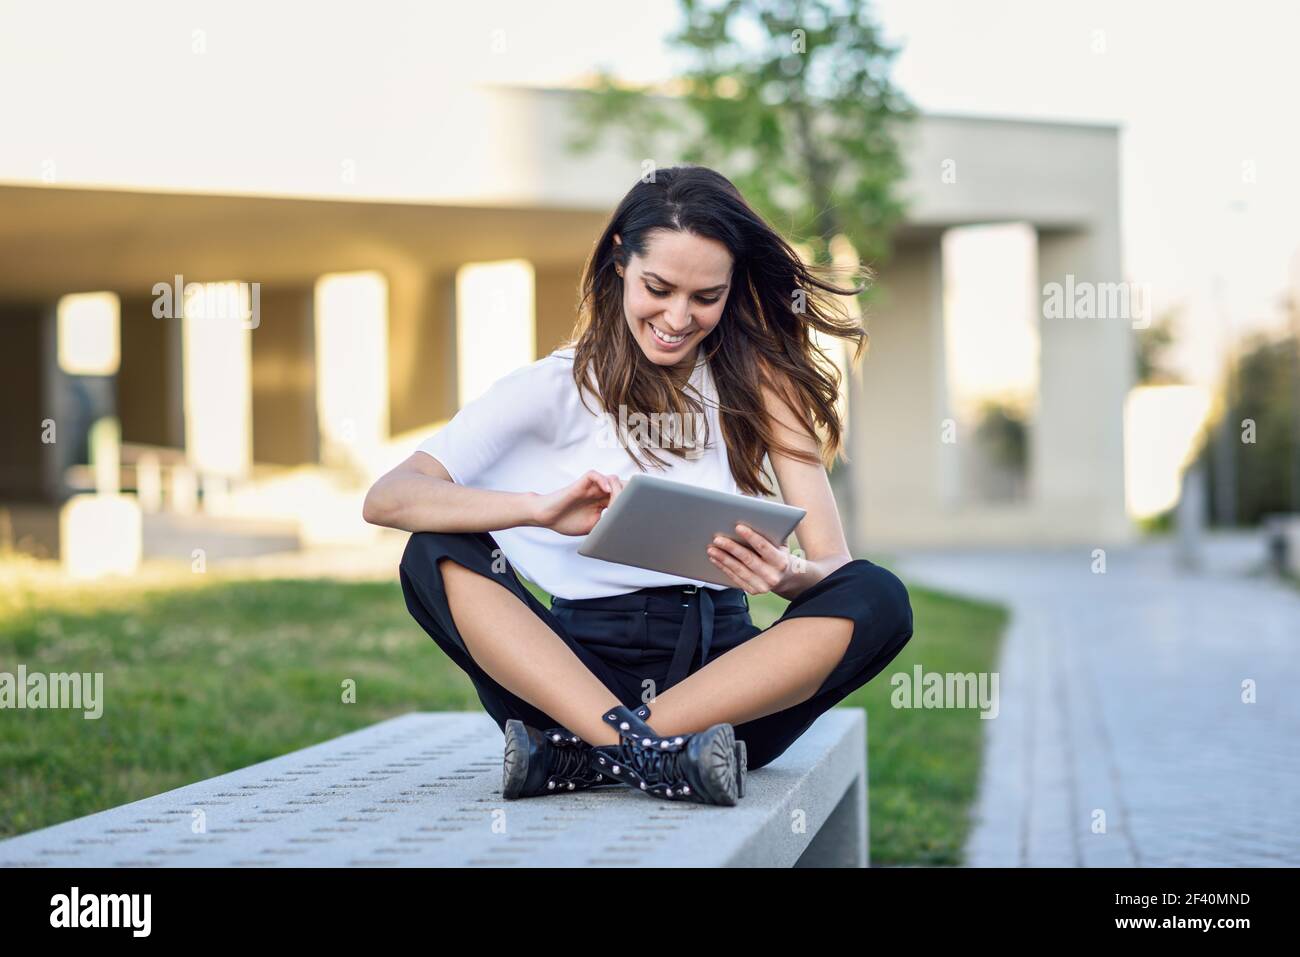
top-left (532, 471), bottom-right (625, 536)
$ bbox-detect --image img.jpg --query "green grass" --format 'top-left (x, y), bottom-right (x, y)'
top-left (0, 569), bottom-right (1004, 865)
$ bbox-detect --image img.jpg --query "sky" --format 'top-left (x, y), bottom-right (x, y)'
top-left (4, 0), bottom-right (1297, 386)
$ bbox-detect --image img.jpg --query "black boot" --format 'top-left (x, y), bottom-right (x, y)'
top-left (501, 719), bottom-right (620, 799)
top-left (630, 702), bottom-right (748, 799)
top-left (590, 703), bottom-right (740, 806)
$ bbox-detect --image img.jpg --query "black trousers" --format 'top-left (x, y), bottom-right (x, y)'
top-left (398, 529), bottom-right (914, 771)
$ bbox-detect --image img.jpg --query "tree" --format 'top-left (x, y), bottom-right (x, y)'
top-left (971, 399), bottom-right (1029, 502)
top-left (1197, 328), bottom-right (1299, 525)
top-left (570, 0), bottom-right (915, 271)
top-left (1135, 305), bottom-right (1184, 385)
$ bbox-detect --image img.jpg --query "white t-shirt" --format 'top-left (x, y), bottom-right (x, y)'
top-left (415, 346), bottom-right (747, 599)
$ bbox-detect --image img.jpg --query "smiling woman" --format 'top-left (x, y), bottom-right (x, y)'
top-left (364, 165), bottom-right (915, 809)
top-left (569, 167), bottom-right (869, 493)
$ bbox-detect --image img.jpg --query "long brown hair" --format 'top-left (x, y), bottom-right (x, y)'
top-left (564, 165), bottom-right (870, 498)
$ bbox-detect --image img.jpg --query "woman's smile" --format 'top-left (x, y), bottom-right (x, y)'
top-left (647, 320), bottom-right (694, 350)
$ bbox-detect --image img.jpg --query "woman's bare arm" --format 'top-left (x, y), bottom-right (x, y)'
top-left (758, 370), bottom-right (854, 600)
top-left (361, 452), bottom-right (541, 534)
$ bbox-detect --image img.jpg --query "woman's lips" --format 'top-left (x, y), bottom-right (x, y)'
top-left (648, 322), bottom-right (690, 349)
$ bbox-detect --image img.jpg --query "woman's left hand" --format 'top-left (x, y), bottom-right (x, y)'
top-left (706, 524), bottom-right (806, 596)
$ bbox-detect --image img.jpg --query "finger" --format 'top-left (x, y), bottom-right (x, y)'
top-left (708, 544), bottom-right (765, 593)
top-left (734, 524), bottom-right (783, 563)
top-left (718, 530), bottom-right (783, 588)
top-left (562, 479), bottom-right (586, 505)
top-left (707, 538), bottom-right (764, 590)
top-left (582, 471), bottom-right (609, 495)
top-left (707, 554), bottom-right (749, 592)
top-left (711, 532), bottom-right (758, 569)
top-left (705, 544), bottom-right (748, 589)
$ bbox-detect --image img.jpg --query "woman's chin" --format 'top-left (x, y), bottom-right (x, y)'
top-left (643, 349), bottom-right (694, 370)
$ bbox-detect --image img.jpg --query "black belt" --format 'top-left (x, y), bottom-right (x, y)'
top-left (551, 583), bottom-right (748, 689)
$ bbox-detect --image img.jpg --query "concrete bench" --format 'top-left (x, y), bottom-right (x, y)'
top-left (0, 708), bottom-right (868, 867)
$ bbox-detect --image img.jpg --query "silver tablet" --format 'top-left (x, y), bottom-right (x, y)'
top-left (577, 473), bottom-right (807, 587)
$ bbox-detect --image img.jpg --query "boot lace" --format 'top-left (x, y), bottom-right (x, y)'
top-left (619, 734), bottom-right (688, 789)
top-left (544, 731), bottom-right (607, 786)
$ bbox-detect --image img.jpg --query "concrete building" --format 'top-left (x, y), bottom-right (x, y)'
top-left (0, 85), bottom-right (1135, 570)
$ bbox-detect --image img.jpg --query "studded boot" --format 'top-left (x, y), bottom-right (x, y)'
top-left (630, 702), bottom-right (748, 799)
top-left (501, 719), bottom-right (620, 799)
top-left (590, 703), bottom-right (740, 806)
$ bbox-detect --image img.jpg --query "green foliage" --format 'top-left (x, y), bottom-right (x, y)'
top-left (1136, 507), bottom-right (1176, 535)
top-left (1196, 329), bottom-right (1300, 524)
top-left (973, 400), bottom-right (1028, 474)
top-left (1136, 306), bottom-right (1184, 385)
top-left (569, 0), bottom-right (917, 274)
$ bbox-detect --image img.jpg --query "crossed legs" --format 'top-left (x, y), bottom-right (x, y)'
top-left (435, 556), bottom-right (851, 746)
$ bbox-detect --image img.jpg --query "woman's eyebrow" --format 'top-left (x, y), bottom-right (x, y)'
top-left (642, 271), bottom-right (729, 293)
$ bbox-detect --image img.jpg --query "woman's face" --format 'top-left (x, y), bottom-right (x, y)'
top-left (615, 228), bottom-right (733, 375)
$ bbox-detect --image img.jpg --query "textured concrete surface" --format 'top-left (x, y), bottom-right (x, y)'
top-left (895, 534), bottom-right (1300, 867)
top-left (0, 709), bottom-right (867, 867)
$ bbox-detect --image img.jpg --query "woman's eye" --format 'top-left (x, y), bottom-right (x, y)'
top-left (646, 285), bottom-right (718, 305)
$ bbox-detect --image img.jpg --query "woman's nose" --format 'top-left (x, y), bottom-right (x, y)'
top-left (661, 302), bottom-right (691, 331)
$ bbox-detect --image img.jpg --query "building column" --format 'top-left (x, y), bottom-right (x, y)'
top-left (181, 282), bottom-right (254, 479)
top-left (314, 271), bottom-right (389, 478)
top-left (251, 286), bottom-right (318, 466)
top-left (386, 262), bottom-right (457, 440)
top-left (1033, 227), bottom-right (1135, 542)
top-left (849, 237), bottom-right (955, 547)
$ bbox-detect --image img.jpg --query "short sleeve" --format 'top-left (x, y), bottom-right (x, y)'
top-left (415, 362), bottom-right (554, 489)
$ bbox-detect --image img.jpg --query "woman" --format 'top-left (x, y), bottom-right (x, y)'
top-left (363, 165), bottom-right (914, 808)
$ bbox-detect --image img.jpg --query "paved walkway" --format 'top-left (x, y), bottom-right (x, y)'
top-left (893, 534), bottom-right (1300, 867)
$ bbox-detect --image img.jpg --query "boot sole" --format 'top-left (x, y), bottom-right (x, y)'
top-left (735, 740), bottom-right (747, 800)
top-left (690, 723), bottom-right (739, 807)
top-left (503, 720), bottom-right (620, 799)
top-left (501, 719), bottom-right (530, 800)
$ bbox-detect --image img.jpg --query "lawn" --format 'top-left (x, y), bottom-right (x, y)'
top-left (0, 565), bottom-right (1004, 866)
